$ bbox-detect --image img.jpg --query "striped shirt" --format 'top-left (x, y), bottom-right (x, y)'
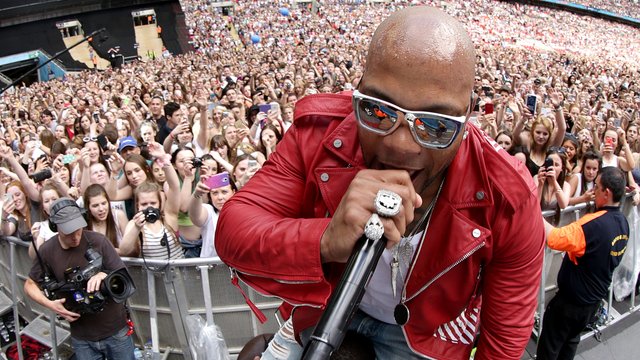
top-left (141, 224), bottom-right (184, 260)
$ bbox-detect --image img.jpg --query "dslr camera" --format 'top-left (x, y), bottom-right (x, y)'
top-left (143, 207), bottom-right (161, 223)
top-left (41, 248), bottom-right (136, 314)
top-left (191, 157), bottom-right (203, 168)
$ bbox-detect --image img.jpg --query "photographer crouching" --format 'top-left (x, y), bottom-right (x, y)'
top-left (24, 198), bottom-right (136, 359)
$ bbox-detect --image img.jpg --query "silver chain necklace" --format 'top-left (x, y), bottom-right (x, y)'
top-left (390, 179), bottom-right (445, 297)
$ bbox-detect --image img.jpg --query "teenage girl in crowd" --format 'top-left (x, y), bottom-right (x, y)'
top-left (568, 151), bottom-right (601, 205)
top-left (601, 128), bottom-right (634, 171)
top-left (174, 146), bottom-right (204, 257)
top-left (28, 182), bottom-right (62, 258)
top-left (534, 147), bottom-right (572, 211)
top-left (84, 184), bottom-right (128, 254)
top-left (562, 134), bottom-right (579, 174)
top-left (120, 142), bottom-right (183, 259)
top-left (513, 89), bottom-right (566, 177)
top-left (188, 172), bottom-right (237, 258)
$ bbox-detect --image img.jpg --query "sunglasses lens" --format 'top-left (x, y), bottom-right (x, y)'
top-left (356, 98), bottom-right (397, 132)
top-left (354, 93), bottom-right (462, 149)
top-left (413, 116), bottom-right (459, 147)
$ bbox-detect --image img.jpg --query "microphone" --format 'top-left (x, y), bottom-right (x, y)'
top-left (301, 234), bottom-right (386, 360)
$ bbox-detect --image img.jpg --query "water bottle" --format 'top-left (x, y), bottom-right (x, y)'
top-left (143, 341), bottom-right (153, 360)
top-left (38, 351), bottom-right (53, 360)
top-left (134, 347), bottom-right (143, 360)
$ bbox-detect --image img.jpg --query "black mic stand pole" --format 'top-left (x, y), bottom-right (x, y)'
top-left (301, 234), bottom-right (387, 360)
top-left (0, 28), bottom-right (106, 95)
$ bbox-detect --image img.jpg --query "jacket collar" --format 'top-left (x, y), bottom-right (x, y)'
top-left (321, 116), bottom-right (495, 211)
top-left (440, 125), bottom-right (494, 210)
top-left (321, 112), bottom-right (364, 168)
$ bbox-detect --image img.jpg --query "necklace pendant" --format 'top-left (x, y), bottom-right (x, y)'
top-left (394, 303), bottom-right (410, 325)
top-left (391, 257), bottom-right (399, 298)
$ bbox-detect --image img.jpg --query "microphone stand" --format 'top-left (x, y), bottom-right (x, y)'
top-left (0, 28), bottom-right (106, 95)
top-left (301, 234), bottom-right (386, 360)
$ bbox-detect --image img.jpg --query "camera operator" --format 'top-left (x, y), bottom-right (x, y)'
top-left (24, 198), bottom-right (135, 359)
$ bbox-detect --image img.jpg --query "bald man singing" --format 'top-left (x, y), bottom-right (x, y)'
top-left (217, 7), bottom-right (544, 359)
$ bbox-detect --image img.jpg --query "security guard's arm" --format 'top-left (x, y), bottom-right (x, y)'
top-left (542, 213), bottom-right (597, 258)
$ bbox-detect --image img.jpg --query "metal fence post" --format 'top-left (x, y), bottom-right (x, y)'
top-left (9, 242), bottom-right (23, 360)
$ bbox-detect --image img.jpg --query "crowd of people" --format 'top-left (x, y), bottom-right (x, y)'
top-left (0, 0), bottom-right (637, 257)
top-left (0, 1), bottom-right (638, 359)
top-left (573, 0), bottom-right (640, 19)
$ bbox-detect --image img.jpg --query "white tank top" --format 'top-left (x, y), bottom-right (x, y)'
top-left (359, 231), bottom-right (423, 324)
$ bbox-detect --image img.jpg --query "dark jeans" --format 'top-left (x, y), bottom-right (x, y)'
top-left (71, 326), bottom-right (135, 360)
top-left (179, 235), bottom-right (202, 258)
top-left (536, 293), bottom-right (600, 360)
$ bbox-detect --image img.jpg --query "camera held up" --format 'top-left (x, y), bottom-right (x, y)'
top-left (41, 248), bottom-right (136, 314)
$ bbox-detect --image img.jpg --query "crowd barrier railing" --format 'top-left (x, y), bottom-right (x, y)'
top-left (0, 239), bottom-right (282, 359)
top-left (0, 196), bottom-right (638, 358)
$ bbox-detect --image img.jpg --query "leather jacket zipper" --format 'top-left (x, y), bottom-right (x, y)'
top-left (403, 241), bottom-right (486, 303)
top-left (230, 268), bottom-right (322, 308)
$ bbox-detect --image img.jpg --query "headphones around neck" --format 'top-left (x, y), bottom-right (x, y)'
top-left (49, 198), bottom-right (87, 233)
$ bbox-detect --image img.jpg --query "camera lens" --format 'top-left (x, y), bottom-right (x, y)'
top-left (144, 207), bottom-right (160, 223)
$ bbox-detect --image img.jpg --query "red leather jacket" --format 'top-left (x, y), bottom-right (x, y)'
top-left (217, 93), bottom-right (545, 359)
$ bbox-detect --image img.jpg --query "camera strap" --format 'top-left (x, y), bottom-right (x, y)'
top-left (32, 235), bottom-right (56, 284)
top-left (139, 227), bottom-right (171, 272)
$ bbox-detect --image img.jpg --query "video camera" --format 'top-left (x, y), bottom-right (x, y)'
top-left (41, 248), bottom-right (136, 314)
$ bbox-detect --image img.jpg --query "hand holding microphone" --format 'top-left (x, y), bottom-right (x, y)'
top-left (303, 170), bottom-right (421, 360)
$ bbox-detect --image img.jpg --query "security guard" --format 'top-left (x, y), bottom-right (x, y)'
top-left (537, 167), bottom-right (630, 360)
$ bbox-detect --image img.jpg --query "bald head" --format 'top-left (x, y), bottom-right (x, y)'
top-left (365, 7), bottom-right (475, 95)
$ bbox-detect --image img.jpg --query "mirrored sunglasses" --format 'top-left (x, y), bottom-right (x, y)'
top-left (352, 90), bottom-right (467, 149)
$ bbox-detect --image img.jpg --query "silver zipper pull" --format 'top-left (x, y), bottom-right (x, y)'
top-left (391, 257), bottom-right (399, 298)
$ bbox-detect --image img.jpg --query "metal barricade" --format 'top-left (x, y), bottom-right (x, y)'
top-left (0, 196), bottom-right (638, 358)
top-left (0, 239), bottom-right (281, 359)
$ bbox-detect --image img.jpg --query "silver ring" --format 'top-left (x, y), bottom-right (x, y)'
top-left (374, 189), bottom-right (402, 217)
top-left (364, 213), bottom-right (384, 241)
